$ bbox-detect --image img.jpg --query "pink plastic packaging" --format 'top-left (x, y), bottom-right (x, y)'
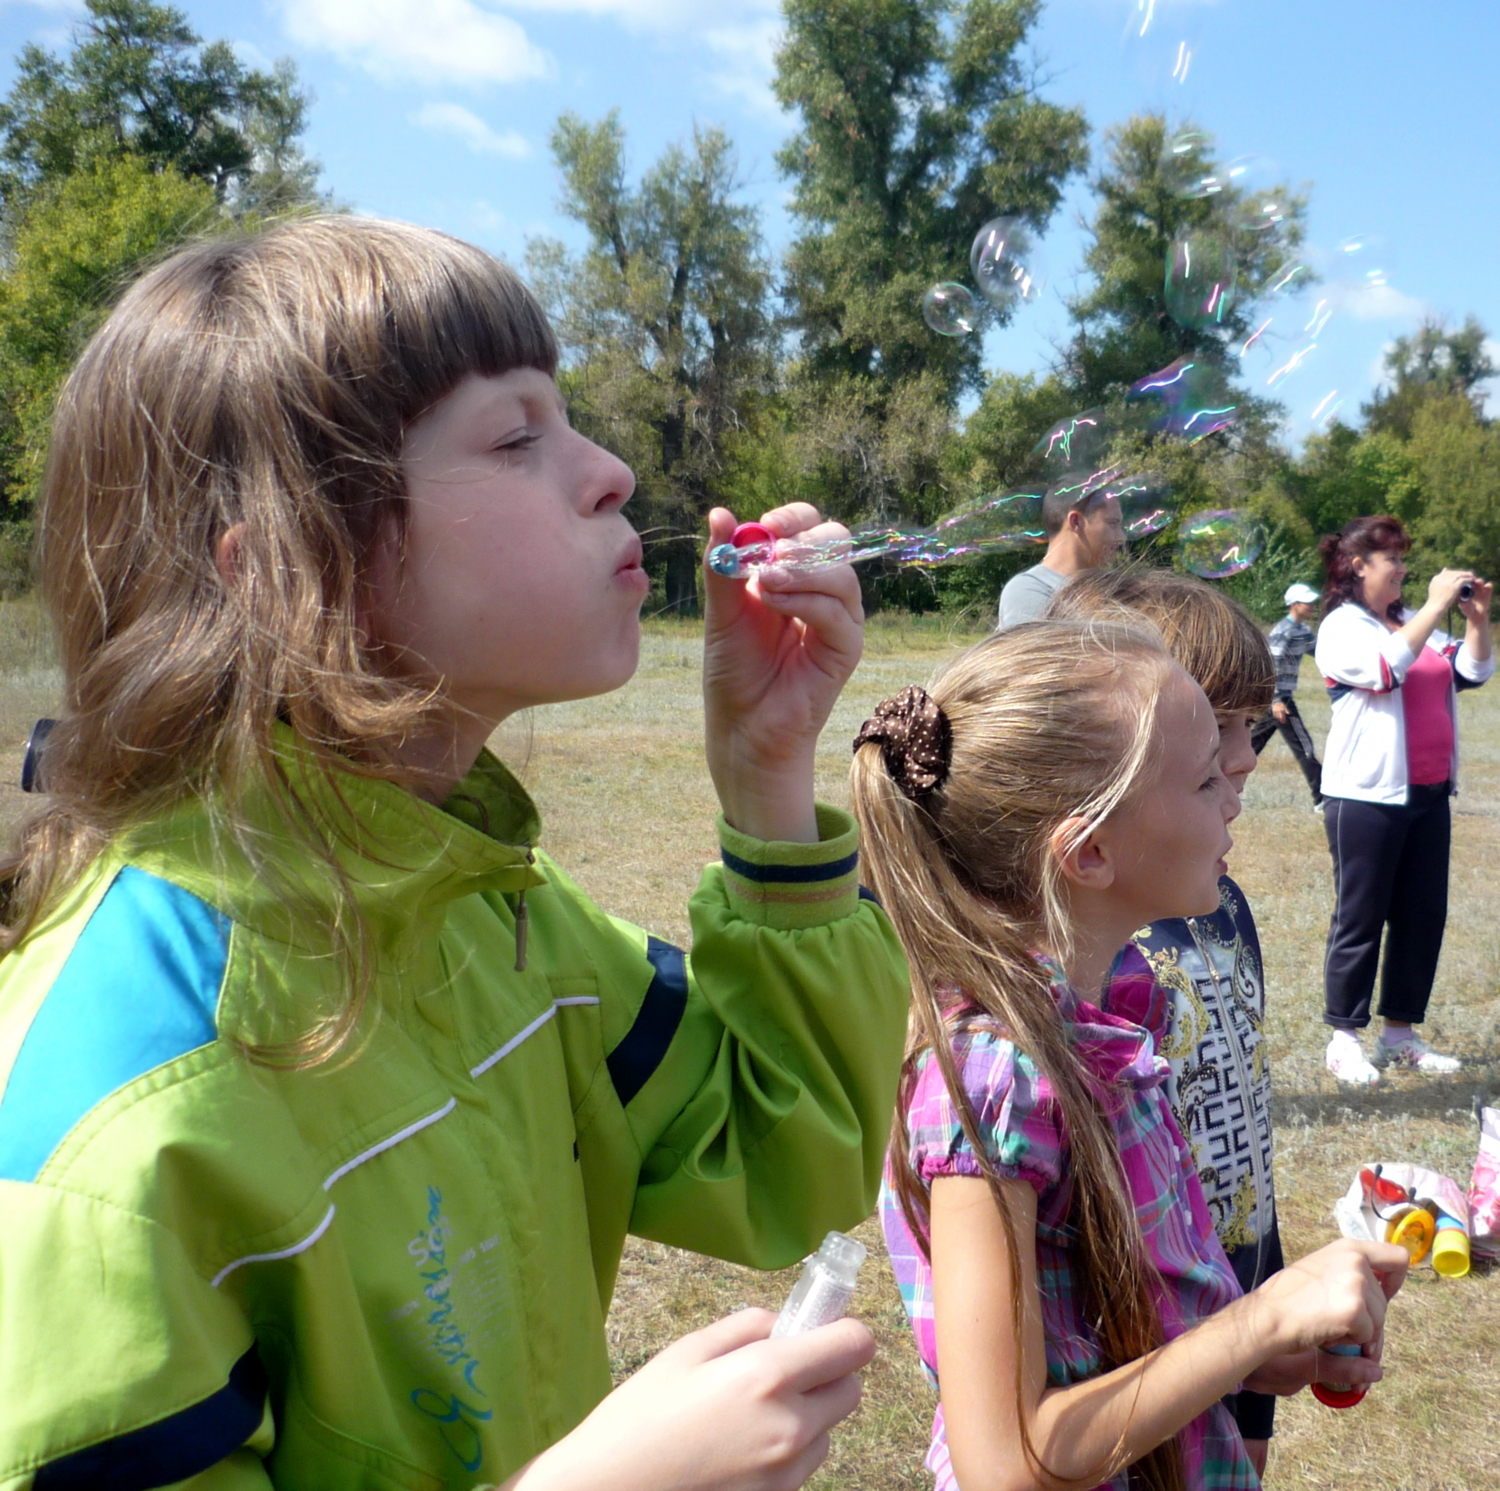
top-left (1468, 1105), bottom-right (1500, 1261)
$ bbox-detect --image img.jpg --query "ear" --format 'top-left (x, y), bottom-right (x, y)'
top-left (215, 523), bottom-right (247, 587)
top-left (1050, 815), bottom-right (1117, 892)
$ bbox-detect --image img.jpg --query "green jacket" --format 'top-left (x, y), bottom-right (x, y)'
top-left (0, 748), bottom-right (908, 1490)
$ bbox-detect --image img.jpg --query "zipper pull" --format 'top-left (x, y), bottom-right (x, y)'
top-left (513, 845), bottom-right (536, 972)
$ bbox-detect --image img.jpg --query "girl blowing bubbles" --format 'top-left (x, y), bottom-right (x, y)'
top-left (854, 623), bottom-right (1406, 1491)
top-left (0, 218), bottom-right (909, 1490)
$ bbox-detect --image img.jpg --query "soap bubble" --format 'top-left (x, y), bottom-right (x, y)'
top-left (1265, 338), bottom-right (1320, 390)
top-left (1165, 235), bottom-right (1237, 331)
top-left (1265, 259), bottom-right (1311, 298)
top-left (1033, 408), bottom-right (1113, 475)
top-left (907, 487), bottom-right (1047, 563)
top-left (970, 217), bottom-right (1044, 311)
top-left (1335, 234), bottom-right (1393, 291)
top-left (922, 283), bottom-right (979, 336)
top-left (1045, 467), bottom-right (1174, 543)
top-left (1177, 508), bottom-right (1266, 578)
top-left (1127, 356), bottom-right (1239, 442)
top-left (1162, 128), bottom-right (1214, 195)
top-left (1310, 390), bottom-right (1344, 428)
top-left (1233, 191), bottom-right (1289, 234)
top-left (1106, 471), bottom-right (1176, 539)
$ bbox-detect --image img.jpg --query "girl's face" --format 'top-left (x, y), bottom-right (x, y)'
top-left (1096, 666), bottom-right (1239, 924)
top-left (1216, 709), bottom-right (1258, 796)
top-left (1352, 547), bottom-right (1406, 614)
top-left (369, 370), bottom-right (646, 724)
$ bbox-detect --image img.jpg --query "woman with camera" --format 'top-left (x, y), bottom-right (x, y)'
top-left (1315, 515), bottom-right (1493, 1084)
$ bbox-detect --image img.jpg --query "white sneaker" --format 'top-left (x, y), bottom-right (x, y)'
top-left (1326, 1030), bottom-right (1380, 1085)
top-left (1374, 1031), bottom-right (1462, 1074)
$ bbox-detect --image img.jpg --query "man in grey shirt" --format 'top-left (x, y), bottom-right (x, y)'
top-left (997, 479), bottom-right (1127, 627)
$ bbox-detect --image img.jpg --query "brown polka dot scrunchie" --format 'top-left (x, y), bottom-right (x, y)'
top-left (853, 685), bottom-right (952, 801)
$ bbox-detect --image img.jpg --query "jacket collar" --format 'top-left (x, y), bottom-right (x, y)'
top-left (120, 728), bottom-right (548, 954)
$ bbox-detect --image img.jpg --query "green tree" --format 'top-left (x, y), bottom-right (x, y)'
top-left (1408, 392), bottom-right (1500, 586)
top-left (1062, 114), bottom-right (1307, 406)
top-left (0, 154), bottom-right (218, 511)
top-left (772, 0), bottom-right (1088, 522)
top-left (0, 0), bottom-right (319, 217)
top-left (1363, 316), bottom-right (1496, 439)
top-left (527, 113), bottom-right (775, 612)
top-left (1284, 424), bottom-right (1423, 540)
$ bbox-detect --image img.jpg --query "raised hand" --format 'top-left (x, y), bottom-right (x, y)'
top-left (701, 505), bottom-right (864, 842)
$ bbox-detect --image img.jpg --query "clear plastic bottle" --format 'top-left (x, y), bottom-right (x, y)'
top-left (771, 1231), bottom-right (867, 1337)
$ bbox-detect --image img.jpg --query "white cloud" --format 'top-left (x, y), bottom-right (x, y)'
top-left (1337, 282), bottom-right (1431, 324)
top-left (702, 15), bottom-right (785, 120)
top-left (274, 0), bottom-right (553, 86)
top-left (411, 102), bottom-right (531, 158)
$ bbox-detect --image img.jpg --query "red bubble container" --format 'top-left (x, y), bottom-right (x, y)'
top-left (1311, 1343), bottom-right (1367, 1409)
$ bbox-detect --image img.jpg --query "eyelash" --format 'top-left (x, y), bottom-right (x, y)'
top-left (494, 432), bottom-right (540, 454)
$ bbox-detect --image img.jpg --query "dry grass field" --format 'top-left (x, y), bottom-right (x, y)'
top-left (1, 598), bottom-right (1497, 1488)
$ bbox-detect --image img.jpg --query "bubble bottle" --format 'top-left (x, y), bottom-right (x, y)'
top-left (771, 1231), bottom-right (867, 1337)
top-left (1311, 1343), bottom-right (1367, 1410)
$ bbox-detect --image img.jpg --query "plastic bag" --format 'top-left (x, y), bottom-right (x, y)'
top-left (1469, 1105), bottom-right (1500, 1261)
top-left (1333, 1161), bottom-right (1469, 1265)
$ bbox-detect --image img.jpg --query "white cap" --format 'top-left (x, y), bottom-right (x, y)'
top-left (1284, 582), bottom-right (1320, 606)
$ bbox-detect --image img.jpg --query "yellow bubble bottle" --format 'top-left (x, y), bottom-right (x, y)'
top-left (1387, 1208), bottom-right (1434, 1264)
top-left (1430, 1216), bottom-right (1471, 1278)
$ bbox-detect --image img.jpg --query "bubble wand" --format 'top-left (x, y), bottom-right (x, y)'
top-left (707, 470), bottom-right (1173, 580)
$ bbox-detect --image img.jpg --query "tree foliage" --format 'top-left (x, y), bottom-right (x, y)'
top-left (527, 113), bottom-right (775, 611)
top-left (0, 0), bottom-right (321, 515)
top-left (771, 0), bottom-right (1088, 525)
top-left (0, 0), bottom-right (319, 217)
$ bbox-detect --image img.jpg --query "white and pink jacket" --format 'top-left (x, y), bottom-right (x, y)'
top-left (1314, 601), bottom-right (1493, 805)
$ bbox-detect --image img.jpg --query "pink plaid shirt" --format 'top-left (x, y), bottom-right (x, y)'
top-left (881, 957), bottom-right (1257, 1490)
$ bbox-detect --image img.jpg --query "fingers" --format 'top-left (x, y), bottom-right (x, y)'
top-left (758, 502), bottom-right (827, 539)
top-left (1314, 1346), bottom-right (1384, 1386)
top-left (767, 1318), bottom-right (876, 1394)
top-left (665, 1308), bottom-right (779, 1368)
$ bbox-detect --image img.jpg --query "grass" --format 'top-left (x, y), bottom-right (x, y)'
top-left (1, 603), bottom-right (1496, 1487)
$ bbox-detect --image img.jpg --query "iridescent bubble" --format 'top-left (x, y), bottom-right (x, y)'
top-left (969, 217), bottom-right (1044, 311)
top-left (1335, 234), bottom-right (1393, 290)
top-left (1033, 408), bottom-right (1112, 475)
top-left (1265, 339), bottom-right (1320, 390)
top-left (905, 487), bottom-right (1047, 564)
top-left (1265, 259), bottom-right (1311, 297)
top-left (1162, 129), bottom-right (1214, 195)
top-left (1233, 192), bottom-right (1288, 234)
top-left (1177, 508), bottom-right (1266, 578)
top-left (1126, 356), bottom-right (1239, 442)
top-left (1310, 390), bottom-right (1344, 428)
top-left (1165, 235), bottom-right (1237, 331)
top-left (1104, 471), bottom-right (1175, 539)
top-left (922, 283), bottom-right (979, 336)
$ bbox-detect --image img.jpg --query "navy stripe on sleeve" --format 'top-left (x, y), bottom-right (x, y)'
top-left (607, 937), bottom-right (689, 1108)
top-left (719, 847), bottom-right (859, 885)
top-left (34, 1346), bottom-right (266, 1491)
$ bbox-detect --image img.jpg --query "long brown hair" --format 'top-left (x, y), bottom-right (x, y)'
top-left (1, 216), bottom-right (557, 1061)
top-left (852, 621), bottom-right (1187, 1491)
top-left (1319, 514), bottom-right (1411, 623)
top-left (1046, 564), bottom-right (1275, 716)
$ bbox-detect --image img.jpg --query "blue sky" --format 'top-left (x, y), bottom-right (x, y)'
top-left (1, 0), bottom-right (1496, 446)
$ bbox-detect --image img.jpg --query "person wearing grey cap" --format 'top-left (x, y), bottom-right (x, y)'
top-left (1250, 581), bottom-right (1324, 809)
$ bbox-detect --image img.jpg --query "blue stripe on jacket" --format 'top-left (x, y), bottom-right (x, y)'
top-left (0, 866), bottom-right (230, 1183)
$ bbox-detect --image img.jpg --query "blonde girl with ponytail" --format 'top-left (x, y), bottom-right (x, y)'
top-left (855, 621), bottom-right (1407, 1491)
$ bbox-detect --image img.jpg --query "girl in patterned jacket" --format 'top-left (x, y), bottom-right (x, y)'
top-left (854, 622), bottom-right (1406, 1491)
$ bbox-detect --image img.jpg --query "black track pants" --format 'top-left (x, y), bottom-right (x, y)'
top-left (1322, 784), bottom-right (1451, 1029)
top-left (1250, 699), bottom-right (1323, 803)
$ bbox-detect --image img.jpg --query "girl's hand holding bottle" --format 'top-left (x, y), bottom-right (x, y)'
top-left (499, 1309), bottom-right (874, 1491)
top-left (1240, 1237), bottom-right (1408, 1394)
top-left (701, 504), bottom-right (864, 844)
